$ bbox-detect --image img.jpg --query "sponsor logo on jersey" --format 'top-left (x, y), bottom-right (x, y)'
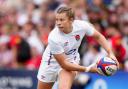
top-left (65, 49), bottom-right (76, 55)
top-left (75, 35), bottom-right (80, 41)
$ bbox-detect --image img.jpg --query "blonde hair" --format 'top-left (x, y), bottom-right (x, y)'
top-left (56, 6), bottom-right (75, 20)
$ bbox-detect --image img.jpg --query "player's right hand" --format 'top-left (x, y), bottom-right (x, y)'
top-left (85, 62), bottom-right (105, 76)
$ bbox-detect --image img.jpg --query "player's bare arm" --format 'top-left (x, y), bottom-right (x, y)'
top-left (53, 53), bottom-right (97, 72)
top-left (54, 53), bottom-right (85, 72)
top-left (92, 29), bottom-right (119, 69)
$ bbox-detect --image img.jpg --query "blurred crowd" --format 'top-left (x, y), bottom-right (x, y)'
top-left (0, 0), bottom-right (128, 71)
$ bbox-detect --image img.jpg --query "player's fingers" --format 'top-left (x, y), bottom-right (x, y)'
top-left (96, 69), bottom-right (105, 76)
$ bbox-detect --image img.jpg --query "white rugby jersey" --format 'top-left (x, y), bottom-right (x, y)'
top-left (42, 20), bottom-right (95, 63)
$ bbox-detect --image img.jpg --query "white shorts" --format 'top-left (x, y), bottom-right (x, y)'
top-left (37, 59), bottom-right (80, 83)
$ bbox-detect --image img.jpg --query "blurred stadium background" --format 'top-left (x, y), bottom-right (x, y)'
top-left (0, 0), bottom-right (128, 89)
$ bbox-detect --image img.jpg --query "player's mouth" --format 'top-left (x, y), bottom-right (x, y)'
top-left (58, 27), bottom-right (64, 29)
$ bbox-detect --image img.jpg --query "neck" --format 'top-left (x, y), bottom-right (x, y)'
top-left (63, 25), bottom-right (73, 34)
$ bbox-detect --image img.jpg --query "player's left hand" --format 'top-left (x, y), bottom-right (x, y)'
top-left (108, 53), bottom-right (120, 69)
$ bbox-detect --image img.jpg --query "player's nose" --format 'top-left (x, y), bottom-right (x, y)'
top-left (56, 21), bottom-right (61, 25)
top-left (56, 22), bottom-right (62, 27)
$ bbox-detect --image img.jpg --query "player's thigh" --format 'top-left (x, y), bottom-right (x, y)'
top-left (58, 69), bottom-right (77, 89)
top-left (37, 80), bottom-right (54, 89)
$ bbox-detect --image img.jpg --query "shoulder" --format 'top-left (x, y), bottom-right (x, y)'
top-left (48, 27), bottom-right (60, 43)
top-left (73, 20), bottom-right (93, 28)
top-left (73, 20), bottom-right (87, 24)
top-left (73, 20), bottom-right (95, 36)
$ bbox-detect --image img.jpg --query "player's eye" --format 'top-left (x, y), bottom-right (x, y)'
top-left (60, 18), bottom-right (64, 21)
top-left (55, 18), bottom-right (58, 21)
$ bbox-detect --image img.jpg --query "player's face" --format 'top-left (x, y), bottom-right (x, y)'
top-left (55, 13), bottom-right (73, 32)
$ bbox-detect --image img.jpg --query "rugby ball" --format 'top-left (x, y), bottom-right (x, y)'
top-left (97, 57), bottom-right (117, 76)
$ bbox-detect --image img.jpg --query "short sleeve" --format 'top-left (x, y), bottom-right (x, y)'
top-left (48, 38), bottom-right (64, 54)
top-left (84, 22), bottom-right (95, 36)
top-left (78, 20), bottom-right (95, 36)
